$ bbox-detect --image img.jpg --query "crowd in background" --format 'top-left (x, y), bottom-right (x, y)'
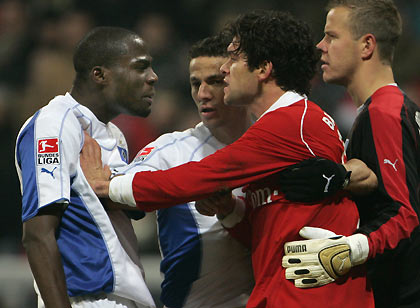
top-left (1, 0), bottom-right (420, 307)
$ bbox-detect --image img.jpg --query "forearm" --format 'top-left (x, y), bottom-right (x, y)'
top-left (24, 233), bottom-right (71, 307)
top-left (344, 158), bottom-right (378, 195)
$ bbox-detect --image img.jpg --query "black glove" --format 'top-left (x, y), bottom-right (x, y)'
top-left (124, 210), bottom-right (146, 220)
top-left (276, 157), bottom-right (351, 202)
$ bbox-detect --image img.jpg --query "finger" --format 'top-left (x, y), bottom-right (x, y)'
top-left (299, 226), bottom-right (337, 239)
top-left (282, 254), bottom-right (319, 268)
top-left (195, 206), bottom-right (216, 216)
top-left (81, 134), bottom-right (102, 167)
top-left (103, 165), bottom-right (112, 180)
top-left (195, 201), bottom-right (217, 216)
top-left (294, 276), bottom-right (333, 288)
top-left (285, 265), bottom-right (326, 279)
top-left (82, 132), bottom-right (102, 158)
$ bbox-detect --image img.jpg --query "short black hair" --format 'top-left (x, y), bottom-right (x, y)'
top-left (226, 10), bottom-right (319, 95)
top-left (189, 31), bottom-right (232, 59)
top-left (73, 27), bottom-right (139, 84)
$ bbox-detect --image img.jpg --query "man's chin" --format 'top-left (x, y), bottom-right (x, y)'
top-left (223, 95), bottom-right (234, 106)
top-left (136, 108), bottom-right (151, 118)
top-left (323, 75), bottom-right (346, 87)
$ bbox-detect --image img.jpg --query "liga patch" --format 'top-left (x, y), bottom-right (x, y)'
top-left (37, 137), bottom-right (60, 165)
top-left (133, 146), bottom-right (155, 162)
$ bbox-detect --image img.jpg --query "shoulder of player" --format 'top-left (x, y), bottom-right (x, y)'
top-left (257, 98), bottom-right (328, 126)
top-left (133, 127), bottom-right (201, 161)
top-left (368, 86), bottom-right (408, 114)
top-left (153, 126), bottom-right (203, 148)
top-left (36, 95), bottom-right (80, 125)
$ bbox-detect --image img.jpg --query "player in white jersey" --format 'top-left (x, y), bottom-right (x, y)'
top-left (15, 27), bottom-right (158, 308)
top-left (114, 34), bottom-right (254, 308)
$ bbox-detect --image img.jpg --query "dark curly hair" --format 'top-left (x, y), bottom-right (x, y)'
top-left (189, 31), bottom-right (232, 59)
top-left (225, 10), bottom-right (319, 95)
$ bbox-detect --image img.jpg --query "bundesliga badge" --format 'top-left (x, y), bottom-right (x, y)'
top-left (133, 146), bottom-right (154, 163)
top-left (37, 137), bottom-right (60, 165)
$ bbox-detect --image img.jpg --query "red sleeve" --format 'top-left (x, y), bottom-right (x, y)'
top-left (351, 87), bottom-right (420, 258)
top-left (132, 100), bottom-right (346, 211)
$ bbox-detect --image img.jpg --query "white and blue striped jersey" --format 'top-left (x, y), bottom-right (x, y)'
top-left (15, 93), bottom-right (155, 308)
top-left (118, 122), bottom-right (254, 308)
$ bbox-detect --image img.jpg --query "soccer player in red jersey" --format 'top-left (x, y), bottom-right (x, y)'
top-left (81, 10), bottom-right (374, 308)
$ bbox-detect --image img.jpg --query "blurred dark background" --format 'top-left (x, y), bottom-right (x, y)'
top-left (1, 0), bottom-right (419, 307)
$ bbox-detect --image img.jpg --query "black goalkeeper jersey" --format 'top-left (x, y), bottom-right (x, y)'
top-left (347, 84), bottom-right (420, 307)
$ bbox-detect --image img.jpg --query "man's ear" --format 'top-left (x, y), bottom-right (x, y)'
top-left (360, 34), bottom-right (376, 60)
top-left (257, 61), bottom-right (273, 82)
top-left (91, 66), bottom-right (110, 85)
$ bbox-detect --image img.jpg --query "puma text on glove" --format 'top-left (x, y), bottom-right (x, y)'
top-left (282, 234), bottom-right (368, 288)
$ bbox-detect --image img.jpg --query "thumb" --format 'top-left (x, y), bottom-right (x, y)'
top-left (103, 165), bottom-right (112, 180)
top-left (299, 226), bottom-right (337, 239)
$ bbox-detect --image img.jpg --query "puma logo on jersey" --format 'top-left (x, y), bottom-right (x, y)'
top-left (384, 158), bottom-right (398, 171)
top-left (41, 167), bottom-right (57, 179)
top-left (322, 174), bottom-right (335, 192)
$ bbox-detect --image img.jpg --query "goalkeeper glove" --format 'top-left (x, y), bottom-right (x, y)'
top-left (282, 227), bottom-right (369, 288)
top-left (276, 157), bottom-right (351, 202)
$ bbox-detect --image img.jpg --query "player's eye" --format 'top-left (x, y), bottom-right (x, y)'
top-left (191, 81), bottom-right (201, 89)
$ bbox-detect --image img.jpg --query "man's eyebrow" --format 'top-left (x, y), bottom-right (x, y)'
top-left (206, 74), bottom-right (224, 81)
top-left (132, 56), bottom-right (152, 65)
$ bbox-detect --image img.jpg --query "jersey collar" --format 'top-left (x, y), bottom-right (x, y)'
top-left (258, 91), bottom-right (306, 120)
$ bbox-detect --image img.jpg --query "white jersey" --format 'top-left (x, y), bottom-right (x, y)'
top-left (15, 93), bottom-right (155, 308)
top-left (119, 122), bottom-right (254, 308)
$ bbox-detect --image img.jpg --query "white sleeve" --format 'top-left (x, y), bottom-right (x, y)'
top-left (109, 174), bottom-right (136, 207)
top-left (18, 108), bottom-right (81, 213)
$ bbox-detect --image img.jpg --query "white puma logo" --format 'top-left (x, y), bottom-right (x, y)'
top-left (322, 174), bottom-right (335, 192)
top-left (384, 159), bottom-right (398, 171)
top-left (337, 255), bottom-right (349, 272)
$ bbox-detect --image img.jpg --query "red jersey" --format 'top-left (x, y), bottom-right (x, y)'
top-left (128, 92), bottom-right (374, 307)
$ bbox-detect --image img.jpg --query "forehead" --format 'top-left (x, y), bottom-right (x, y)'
top-left (124, 36), bottom-right (152, 62)
top-left (325, 7), bottom-right (351, 32)
top-left (189, 56), bottom-right (226, 78)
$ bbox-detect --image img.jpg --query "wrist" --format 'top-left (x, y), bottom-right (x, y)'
top-left (217, 194), bottom-right (236, 218)
top-left (341, 164), bottom-right (352, 190)
top-left (109, 174), bottom-right (136, 207)
top-left (347, 233), bottom-right (369, 266)
top-left (218, 197), bottom-right (245, 228)
top-left (94, 180), bottom-right (111, 198)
